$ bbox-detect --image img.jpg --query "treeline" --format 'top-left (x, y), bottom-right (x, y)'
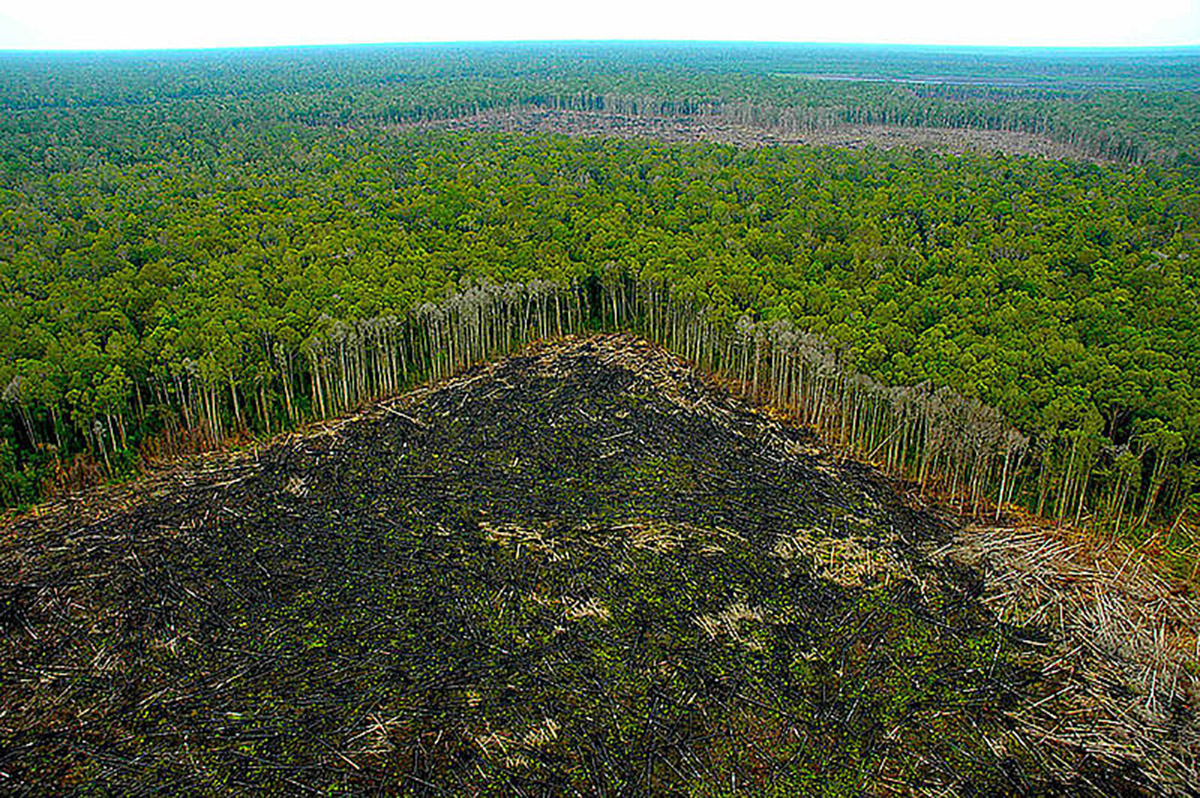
top-left (9, 265), bottom-right (1180, 552)
top-left (0, 279), bottom-right (585, 502)
top-left (305, 280), bottom-right (582, 420)
top-left (295, 87), bottom-right (1170, 166)
top-left (491, 92), bottom-right (1153, 164)
top-left (2, 44), bottom-right (1198, 185)
top-left (630, 280), bottom-right (1185, 536)
top-left (2, 129), bottom-right (1200, 560)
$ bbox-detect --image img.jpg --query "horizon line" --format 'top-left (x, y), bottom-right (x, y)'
top-left (3, 38), bottom-right (1200, 56)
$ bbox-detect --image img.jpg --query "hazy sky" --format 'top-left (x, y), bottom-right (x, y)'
top-left (1, 0), bottom-right (1198, 50)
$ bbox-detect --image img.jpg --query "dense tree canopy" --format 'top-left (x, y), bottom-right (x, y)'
top-left (2, 44), bottom-right (1199, 565)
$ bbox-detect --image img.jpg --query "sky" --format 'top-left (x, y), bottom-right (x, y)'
top-left (0, 0), bottom-right (1198, 50)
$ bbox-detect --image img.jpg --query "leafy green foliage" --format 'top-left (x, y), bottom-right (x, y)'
top-left (2, 44), bottom-right (1199, 536)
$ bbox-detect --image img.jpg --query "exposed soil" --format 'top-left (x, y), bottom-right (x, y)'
top-left (0, 335), bottom-right (1190, 794)
top-left (397, 108), bottom-right (1110, 163)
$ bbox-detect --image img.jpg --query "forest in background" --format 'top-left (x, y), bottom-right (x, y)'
top-left (4, 43), bottom-right (1200, 168)
top-left (2, 43), bottom-right (1200, 575)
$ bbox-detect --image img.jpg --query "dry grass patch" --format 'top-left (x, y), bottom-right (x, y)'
top-left (772, 526), bottom-right (916, 589)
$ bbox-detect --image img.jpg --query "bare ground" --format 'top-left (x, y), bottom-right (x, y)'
top-left (0, 334), bottom-right (1194, 794)
top-left (394, 108), bottom-right (1111, 163)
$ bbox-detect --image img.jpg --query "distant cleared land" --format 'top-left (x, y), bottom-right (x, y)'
top-left (400, 106), bottom-right (1112, 161)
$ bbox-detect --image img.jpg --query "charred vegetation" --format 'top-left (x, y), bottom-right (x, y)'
top-left (1, 335), bottom-right (1194, 794)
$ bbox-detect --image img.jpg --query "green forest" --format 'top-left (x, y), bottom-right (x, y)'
top-left (3, 43), bottom-right (1200, 571)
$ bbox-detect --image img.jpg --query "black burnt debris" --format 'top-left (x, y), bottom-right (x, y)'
top-left (0, 335), bottom-right (1180, 795)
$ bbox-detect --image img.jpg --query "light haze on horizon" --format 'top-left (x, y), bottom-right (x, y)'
top-left (0, 0), bottom-right (1198, 50)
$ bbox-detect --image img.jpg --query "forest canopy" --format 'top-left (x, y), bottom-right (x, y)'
top-left (1, 43), bottom-right (1199, 559)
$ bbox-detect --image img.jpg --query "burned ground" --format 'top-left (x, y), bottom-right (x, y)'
top-left (0, 336), bottom-right (1189, 795)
